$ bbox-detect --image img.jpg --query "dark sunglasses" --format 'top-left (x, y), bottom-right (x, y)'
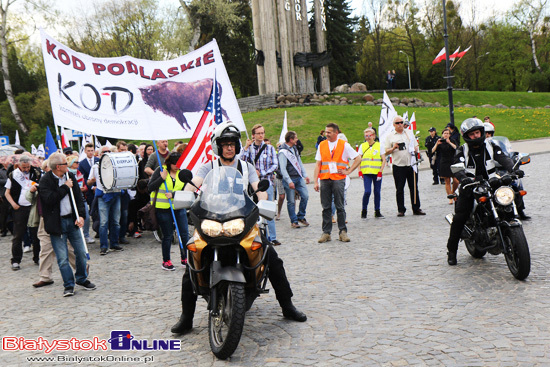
top-left (57, 163), bottom-right (68, 166)
top-left (394, 121), bottom-right (404, 125)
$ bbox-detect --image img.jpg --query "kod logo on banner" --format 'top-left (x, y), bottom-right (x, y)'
top-left (108, 330), bottom-right (180, 351)
top-left (0, 135), bottom-right (9, 146)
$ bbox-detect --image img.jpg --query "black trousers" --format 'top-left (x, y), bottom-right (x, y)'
top-left (11, 206), bottom-right (35, 264)
top-left (179, 246), bottom-right (294, 322)
top-left (392, 165), bottom-right (421, 213)
top-left (446, 189), bottom-right (475, 253)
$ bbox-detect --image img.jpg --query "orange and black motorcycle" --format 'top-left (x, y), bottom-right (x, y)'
top-left (175, 166), bottom-right (275, 359)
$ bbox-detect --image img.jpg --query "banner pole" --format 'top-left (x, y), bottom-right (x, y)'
top-left (53, 123), bottom-right (90, 259)
top-left (152, 140), bottom-right (185, 254)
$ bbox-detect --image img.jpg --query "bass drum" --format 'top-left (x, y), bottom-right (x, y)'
top-left (99, 152), bottom-right (138, 191)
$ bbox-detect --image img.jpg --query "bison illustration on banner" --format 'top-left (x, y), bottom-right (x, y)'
top-left (139, 79), bottom-right (229, 131)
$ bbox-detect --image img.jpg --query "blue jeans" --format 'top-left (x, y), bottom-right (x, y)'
top-left (266, 184), bottom-right (277, 241)
top-left (119, 192), bottom-right (130, 240)
top-left (98, 195), bottom-right (121, 249)
top-left (156, 209), bottom-right (188, 262)
top-left (50, 217), bottom-right (88, 288)
top-left (283, 177), bottom-right (309, 224)
top-left (362, 174), bottom-right (382, 211)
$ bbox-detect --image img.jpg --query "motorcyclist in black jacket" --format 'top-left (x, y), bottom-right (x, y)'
top-left (446, 118), bottom-right (522, 265)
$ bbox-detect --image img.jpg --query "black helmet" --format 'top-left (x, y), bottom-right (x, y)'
top-left (460, 118), bottom-right (485, 146)
top-left (211, 121), bottom-right (241, 157)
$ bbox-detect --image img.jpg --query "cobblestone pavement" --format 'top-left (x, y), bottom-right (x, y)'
top-left (1, 152), bottom-right (549, 366)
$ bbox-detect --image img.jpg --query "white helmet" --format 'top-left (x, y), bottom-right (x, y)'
top-left (484, 122), bottom-right (495, 136)
top-left (211, 121), bottom-right (242, 157)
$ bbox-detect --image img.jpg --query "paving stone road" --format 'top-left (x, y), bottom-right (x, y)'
top-left (1, 150), bottom-right (549, 366)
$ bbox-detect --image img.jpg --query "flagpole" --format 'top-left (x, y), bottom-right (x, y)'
top-left (442, 0), bottom-right (455, 125)
top-left (53, 123), bottom-right (90, 260)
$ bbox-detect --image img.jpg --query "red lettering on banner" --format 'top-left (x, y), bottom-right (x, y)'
top-left (195, 57), bottom-right (201, 67)
top-left (181, 61), bottom-right (194, 72)
top-left (46, 40), bottom-right (57, 59)
top-left (126, 61), bottom-right (138, 75)
top-left (72, 56), bottom-right (85, 71)
top-left (93, 63), bottom-right (106, 75)
top-left (108, 63), bottom-right (125, 75)
top-left (203, 50), bottom-right (214, 64)
top-left (167, 67), bottom-right (179, 77)
top-left (58, 49), bottom-right (71, 65)
top-left (139, 66), bottom-right (151, 79)
top-left (151, 69), bottom-right (167, 80)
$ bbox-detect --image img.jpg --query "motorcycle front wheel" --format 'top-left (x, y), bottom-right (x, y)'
top-left (503, 226), bottom-right (531, 280)
top-left (209, 282), bottom-right (246, 360)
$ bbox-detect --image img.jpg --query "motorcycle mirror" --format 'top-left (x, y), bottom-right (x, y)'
top-left (178, 169), bottom-right (193, 183)
top-left (519, 153), bottom-right (530, 164)
top-left (451, 163), bottom-right (465, 174)
top-left (256, 179), bottom-right (270, 193)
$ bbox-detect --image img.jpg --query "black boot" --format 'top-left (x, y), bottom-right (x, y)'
top-left (361, 209), bottom-right (367, 219)
top-left (374, 210), bottom-right (385, 218)
top-left (171, 313), bottom-right (193, 334)
top-left (518, 210), bottom-right (531, 220)
top-left (171, 300), bottom-right (196, 334)
top-left (280, 300), bottom-right (307, 322)
top-left (447, 252), bottom-right (457, 266)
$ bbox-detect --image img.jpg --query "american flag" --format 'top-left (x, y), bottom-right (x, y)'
top-left (177, 73), bottom-right (223, 174)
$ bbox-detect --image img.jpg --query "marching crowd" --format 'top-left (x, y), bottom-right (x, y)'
top-left (1, 115), bottom-right (526, 296)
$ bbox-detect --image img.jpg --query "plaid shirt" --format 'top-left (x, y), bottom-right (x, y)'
top-left (240, 142), bottom-right (278, 183)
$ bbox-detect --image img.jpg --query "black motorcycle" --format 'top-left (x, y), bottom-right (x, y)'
top-left (174, 166), bottom-right (275, 359)
top-left (445, 154), bottom-right (531, 280)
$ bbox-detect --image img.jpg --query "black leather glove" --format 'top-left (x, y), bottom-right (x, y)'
top-left (514, 170), bottom-right (525, 178)
top-left (461, 177), bottom-right (474, 186)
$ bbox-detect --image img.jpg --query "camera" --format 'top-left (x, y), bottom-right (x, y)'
top-left (397, 142), bottom-right (406, 150)
top-left (439, 138), bottom-right (446, 143)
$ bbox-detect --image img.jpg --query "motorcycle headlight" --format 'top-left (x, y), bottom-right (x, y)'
top-left (200, 219), bottom-right (245, 237)
top-left (201, 219), bottom-right (223, 237)
top-left (222, 219), bottom-right (245, 237)
top-left (494, 187), bottom-right (515, 206)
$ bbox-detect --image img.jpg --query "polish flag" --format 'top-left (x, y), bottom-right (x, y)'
top-left (432, 47), bottom-right (446, 65)
top-left (449, 47), bottom-right (461, 61)
top-left (456, 45), bottom-right (472, 58)
top-left (408, 112), bottom-right (417, 131)
top-left (61, 130), bottom-right (70, 149)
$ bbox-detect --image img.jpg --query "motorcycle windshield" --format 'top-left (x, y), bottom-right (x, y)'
top-left (492, 136), bottom-right (513, 155)
top-left (199, 166), bottom-right (247, 215)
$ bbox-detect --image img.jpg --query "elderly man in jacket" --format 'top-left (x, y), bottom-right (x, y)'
top-left (39, 153), bottom-right (95, 297)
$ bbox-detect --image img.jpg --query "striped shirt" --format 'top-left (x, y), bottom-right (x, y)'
top-left (240, 142), bottom-right (278, 183)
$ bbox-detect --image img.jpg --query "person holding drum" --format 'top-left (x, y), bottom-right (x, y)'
top-left (148, 152), bottom-right (188, 271)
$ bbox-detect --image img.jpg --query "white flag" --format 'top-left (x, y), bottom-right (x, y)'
top-left (378, 91), bottom-right (397, 148)
top-left (279, 111), bottom-right (288, 145)
top-left (36, 144), bottom-right (45, 158)
top-left (15, 130), bottom-right (20, 145)
top-left (95, 136), bottom-right (102, 150)
top-left (105, 140), bottom-right (113, 148)
top-left (31, 144), bottom-right (38, 155)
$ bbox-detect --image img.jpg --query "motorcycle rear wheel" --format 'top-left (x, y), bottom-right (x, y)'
top-left (464, 239), bottom-right (487, 258)
top-left (209, 282), bottom-right (246, 360)
top-left (503, 226), bottom-right (531, 280)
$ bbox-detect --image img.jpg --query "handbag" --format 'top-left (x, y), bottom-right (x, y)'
top-left (138, 190), bottom-right (159, 231)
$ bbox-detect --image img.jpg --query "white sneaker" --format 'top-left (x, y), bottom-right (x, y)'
top-left (23, 246), bottom-right (31, 253)
top-left (85, 237), bottom-right (95, 244)
top-left (12, 263), bottom-right (20, 271)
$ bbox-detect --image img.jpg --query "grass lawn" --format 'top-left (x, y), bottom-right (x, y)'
top-left (243, 104), bottom-right (550, 163)
top-left (343, 90), bottom-right (550, 108)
